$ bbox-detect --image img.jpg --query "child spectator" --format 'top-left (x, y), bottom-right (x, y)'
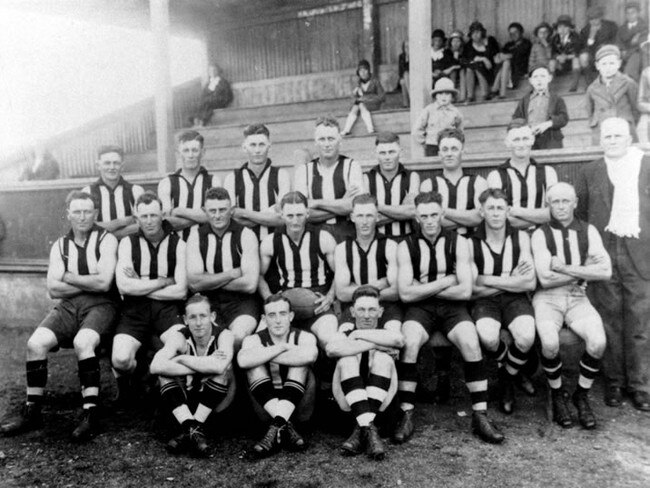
top-left (586, 44), bottom-right (639, 144)
top-left (617, 2), bottom-right (648, 81)
top-left (448, 30), bottom-right (467, 102)
top-left (398, 41), bottom-right (410, 108)
top-left (431, 29), bottom-right (457, 85)
top-left (341, 60), bottom-right (385, 136)
top-left (578, 6), bottom-right (618, 83)
top-left (492, 22), bottom-right (532, 99)
top-left (528, 23), bottom-right (553, 72)
top-left (549, 15), bottom-right (581, 91)
top-left (463, 21), bottom-right (500, 102)
top-left (414, 77), bottom-right (464, 156)
top-left (512, 65), bottom-right (568, 149)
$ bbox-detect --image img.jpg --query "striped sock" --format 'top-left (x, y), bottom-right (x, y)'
top-left (78, 357), bottom-right (100, 410)
top-left (485, 340), bottom-right (508, 367)
top-left (341, 376), bottom-right (373, 427)
top-left (463, 359), bottom-right (488, 411)
top-left (540, 354), bottom-right (563, 390)
top-left (505, 343), bottom-right (528, 376)
top-left (160, 380), bottom-right (193, 426)
top-left (367, 373), bottom-right (391, 413)
top-left (249, 377), bottom-right (276, 408)
top-left (194, 379), bottom-right (229, 423)
top-left (26, 360), bottom-right (47, 404)
top-left (577, 352), bottom-right (600, 390)
top-left (397, 361), bottom-right (417, 409)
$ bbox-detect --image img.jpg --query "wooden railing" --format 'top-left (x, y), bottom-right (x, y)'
top-left (0, 78), bottom-right (202, 179)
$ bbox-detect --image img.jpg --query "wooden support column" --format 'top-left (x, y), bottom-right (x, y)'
top-left (362, 0), bottom-right (379, 74)
top-left (408, 0), bottom-right (431, 160)
top-left (150, 0), bottom-right (175, 174)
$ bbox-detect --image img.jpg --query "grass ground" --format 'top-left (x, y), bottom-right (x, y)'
top-left (1, 326), bottom-right (649, 488)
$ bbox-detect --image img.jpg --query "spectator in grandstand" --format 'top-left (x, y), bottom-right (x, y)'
top-left (491, 22), bottom-right (532, 99)
top-left (549, 15), bottom-right (582, 91)
top-left (341, 60), bottom-right (385, 136)
top-left (586, 44), bottom-right (639, 144)
top-left (528, 23), bottom-right (553, 73)
top-left (638, 60), bottom-right (650, 143)
top-left (430, 29), bottom-right (457, 86)
top-left (578, 6), bottom-right (618, 84)
top-left (463, 21), bottom-right (500, 102)
top-left (617, 2), bottom-right (648, 81)
top-left (512, 64), bottom-right (569, 149)
top-left (414, 77), bottom-right (464, 157)
top-left (397, 41), bottom-right (410, 108)
top-left (19, 146), bottom-right (60, 182)
top-left (192, 63), bottom-right (233, 127)
top-left (448, 30), bottom-right (467, 102)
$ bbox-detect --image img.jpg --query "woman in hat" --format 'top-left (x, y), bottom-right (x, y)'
top-left (462, 21), bottom-right (500, 102)
top-left (431, 29), bottom-right (456, 86)
top-left (448, 30), bottom-right (467, 102)
top-left (528, 22), bottom-right (553, 72)
top-left (341, 59), bottom-right (385, 136)
top-left (550, 14), bottom-right (581, 90)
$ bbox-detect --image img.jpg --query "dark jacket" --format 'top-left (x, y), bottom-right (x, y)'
top-left (586, 72), bottom-right (639, 127)
top-left (575, 154), bottom-right (650, 279)
top-left (512, 91), bottom-right (569, 149)
top-left (617, 19), bottom-right (649, 58)
top-left (579, 20), bottom-right (618, 57)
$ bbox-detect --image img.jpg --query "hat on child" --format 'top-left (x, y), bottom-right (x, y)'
top-left (528, 63), bottom-right (551, 77)
top-left (449, 30), bottom-right (464, 40)
top-left (431, 77), bottom-right (458, 96)
top-left (595, 44), bottom-right (621, 62)
top-left (555, 15), bottom-right (574, 28)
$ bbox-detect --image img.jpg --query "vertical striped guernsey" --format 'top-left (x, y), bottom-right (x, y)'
top-left (304, 155), bottom-right (353, 225)
top-left (540, 218), bottom-right (590, 265)
top-left (366, 164), bottom-right (413, 237)
top-left (196, 221), bottom-right (244, 274)
top-left (180, 324), bottom-right (227, 390)
top-left (495, 159), bottom-right (549, 208)
top-left (343, 235), bottom-right (389, 285)
top-left (84, 177), bottom-right (137, 223)
top-left (257, 327), bottom-right (302, 389)
top-left (232, 160), bottom-right (280, 240)
top-left (421, 174), bottom-right (480, 212)
top-left (471, 222), bottom-right (523, 276)
top-left (59, 226), bottom-right (108, 277)
top-left (167, 167), bottom-right (213, 211)
top-left (405, 229), bottom-right (457, 283)
top-left (127, 223), bottom-right (181, 282)
top-left (272, 226), bottom-right (333, 291)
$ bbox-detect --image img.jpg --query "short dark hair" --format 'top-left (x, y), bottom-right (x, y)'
top-left (205, 186), bottom-right (231, 203)
top-left (508, 22), bottom-right (524, 33)
top-left (97, 144), bottom-right (124, 160)
top-left (177, 130), bottom-right (204, 148)
top-left (478, 188), bottom-right (509, 205)
top-left (625, 2), bottom-right (640, 12)
top-left (352, 193), bottom-right (378, 209)
top-left (315, 116), bottom-right (340, 131)
top-left (468, 21), bottom-right (486, 38)
top-left (437, 128), bottom-right (465, 145)
top-left (65, 190), bottom-right (97, 210)
top-left (375, 131), bottom-right (400, 145)
top-left (280, 191), bottom-right (308, 209)
top-left (135, 191), bottom-right (163, 211)
top-left (414, 191), bottom-right (443, 207)
top-left (352, 285), bottom-right (380, 303)
top-left (264, 293), bottom-right (292, 311)
top-left (185, 293), bottom-right (211, 312)
top-left (243, 123), bottom-right (270, 139)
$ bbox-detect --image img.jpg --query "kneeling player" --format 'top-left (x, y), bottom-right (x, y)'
top-left (326, 286), bottom-right (404, 460)
top-left (531, 182), bottom-right (611, 429)
top-left (238, 294), bottom-right (318, 456)
top-left (469, 189), bottom-right (537, 414)
top-left (150, 294), bottom-right (235, 456)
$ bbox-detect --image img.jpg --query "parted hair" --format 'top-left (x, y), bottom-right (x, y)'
top-left (375, 131), bottom-right (400, 145)
top-left (97, 144), bottom-right (124, 160)
top-left (177, 129), bottom-right (204, 148)
top-left (135, 191), bottom-right (163, 210)
top-left (243, 123), bottom-right (270, 138)
top-left (185, 293), bottom-right (211, 311)
top-left (352, 193), bottom-right (378, 208)
top-left (280, 191), bottom-right (308, 209)
top-left (437, 127), bottom-right (465, 145)
top-left (205, 186), bottom-right (231, 203)
top-left (478, 188), bottom-right (509, 205)
top-left (352, 284), bottom-right (380, 303)
top-left (315, 116), bottom-right (340, 131)
top-left (65, 190), bottom-right (97, 209)
top-left (264, 293), bottom-right (293, 311)
top-left (414, 191), bottom-right (443, 206)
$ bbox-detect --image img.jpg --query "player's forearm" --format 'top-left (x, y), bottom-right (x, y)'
top-left (147, 283), bottom-right (187, 301)
top-left (171, 208), bottom-right (208, 224)
top-left (118, 277), bottom-right (168, 296)
top-left (257, 276), bottom-right (273, 300)
top-left (378, 204), bottom-right (416, 221)
top-left (272, 348), bottom-right (318, 366)
top-left (96, 218), bottom-right (132, 233)
top-left (556, 263), bottom-right (611, 282)
top-left (399, 277), bottom-right (455, 303)
top-left (237, 345), bottom-right (284, 369)
top-left (479, 275), bottom-right (534, 293)
top-left (223, 275), bottom-right (258, 294)
top-left (236, 208), bottom-right (283, 227)
top-left (188, 272), bottom-right (235, 293)
top-left (311, 198), bottom-right (352, 216)
top-left (63, 272), bottom-right (111, 293)
top-left (150, 360), bottom-right (195, 376)
top-left (112, 223), bottom-right (140, 239)
top-left (379, 285), bottom-right (399, 302)
top-left (164, 216), bottom-right (196, 230)
top-left (537, 270), bottom-right (576, 289)
top-left (336, 284), bottom-right (358, 303)
top-left (176, 355), bottom-right (231, 375)
top-left (436, 282), bottom-right (472, 301)
top-left (47, 280), bottom-right (83, 298)
top-left (443, 208), bottom-right (482, 227)
top-left (307, 209), bottom-right (338, 223)
top-left (325, 339), bottom-right (375, 358)
top-left (510, 207), bottom-right (550, 225)
top-left (471, 284), bottom-right (501, 299)
top-left (352, 330), bottom-right (404, 349)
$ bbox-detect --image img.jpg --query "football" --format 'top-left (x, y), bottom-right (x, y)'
top-left (282, 288), bottom-right (320, 320)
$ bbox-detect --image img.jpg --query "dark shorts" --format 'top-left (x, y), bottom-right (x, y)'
top-left (39, 294), bottom-right (118, 349)
top-left (207, 290), bottom-right (261, 327)
top-left (339, 301), bottom-right (404, 328)
top-left (403, 298), bottom-right (472, 336)
top-left (116, 296), bottom-right (183, 345)
top-left (293, 309), bottom-right (337, 332)
top-left (471, 292), bottom-right (534, 327)
top-left (321, 221), bottom-right (355, 244)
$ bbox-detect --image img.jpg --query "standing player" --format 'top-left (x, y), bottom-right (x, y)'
top-left (420, 128), bottom-right (487, 235)
top-left (293, 116), bottom-right (365, 242)
top-left (186, 187), bottom-right (260, 350)
top-left (364, 132), bottom-right (419, 241)
top-left (335, 194), bottom-right (401, 332)
top-left (532, 182), bottom-right (610, 428)
top-left (258, 191), bottom-right (338, 349)
top-left (0, 191), bottom-right (118, 441)
top-left (150, 294), bottom-right (235, 456)
top-left (395, 192), bottom-right (504, 444)
top-left (487, 120), bottom-right (558, 229)
top-left (326, 285), bottom-right (404, 460)
top-left (111, 192), bottom-right (187, 406)
top-left (82, 145), bottom-right (144, 239)
top-left (469, 188), bottom-right (537, 414)
top-left (223, 123), bottom-right (291, 241)
top-left (158, 130), bottom-right (219, 239)
top-left (238, 294), bottom-right (318, 456)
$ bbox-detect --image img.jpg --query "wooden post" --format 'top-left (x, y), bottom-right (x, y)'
top-left (150, 0), bottom-right (175, 174)
top-left (362, 0), bottom-right (379, 73)
top-left (408, 0), bottom-right (431, 160)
